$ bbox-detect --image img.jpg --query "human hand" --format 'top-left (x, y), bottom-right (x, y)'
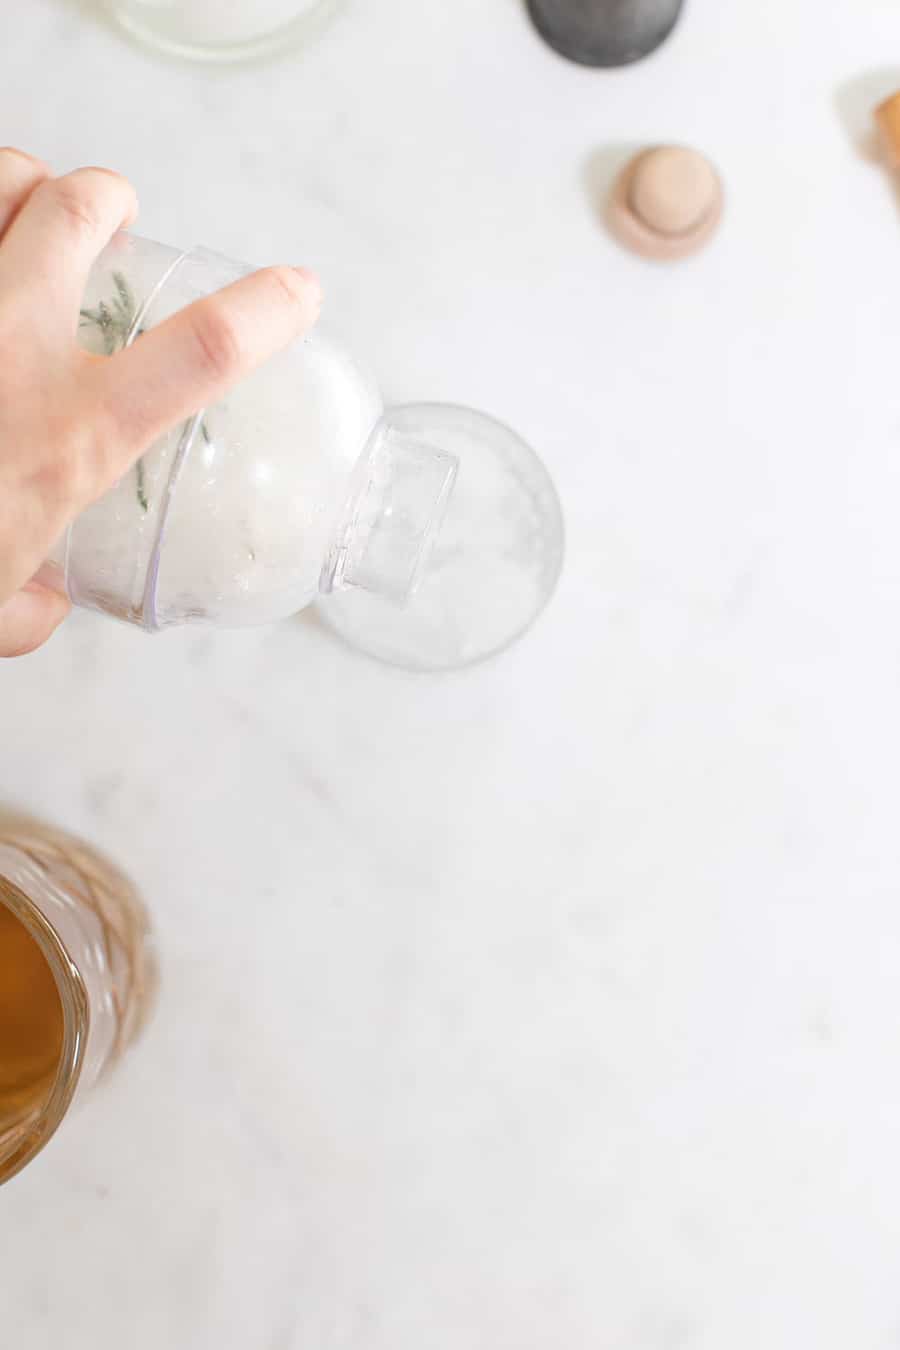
top-left (0, 148), bottom-right (322, 656)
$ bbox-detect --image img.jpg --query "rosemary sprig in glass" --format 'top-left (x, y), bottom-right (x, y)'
top-left (80, 275), bottom-right (216, 516)
top-left (79, 270), bottom-right (136, 356)
top-left (80, 271), bottom-right (149, 511)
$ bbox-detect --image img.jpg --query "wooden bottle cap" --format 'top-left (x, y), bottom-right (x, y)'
top-left (874, 91), bottom-right (900, 167)
top-left (608, 145), bottom-right (723, 261)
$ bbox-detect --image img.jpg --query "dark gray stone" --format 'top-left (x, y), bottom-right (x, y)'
top-left (526, 0), bottom-right (684, 67)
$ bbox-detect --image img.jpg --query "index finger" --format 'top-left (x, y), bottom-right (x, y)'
top-left (90, 264), bottom-right (323, 468)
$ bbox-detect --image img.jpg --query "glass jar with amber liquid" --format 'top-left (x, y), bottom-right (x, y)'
top-left (0, 813), bottom-right (157, 1185)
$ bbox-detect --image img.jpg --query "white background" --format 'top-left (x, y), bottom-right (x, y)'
top-left (4, 1), bottom-right (900, 1346)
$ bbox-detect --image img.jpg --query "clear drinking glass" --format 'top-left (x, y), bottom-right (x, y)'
top-left (0, 813), bottom-right (157, 1186)
top-left (52, 232), bottom-right (564, 672)
top-left (103, 0), bottom-right (341, 63)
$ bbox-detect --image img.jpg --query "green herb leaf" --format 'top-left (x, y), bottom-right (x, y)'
top-left (80, 273), bottom-right (148, 508)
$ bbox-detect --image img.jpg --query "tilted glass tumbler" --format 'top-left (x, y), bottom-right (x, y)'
top-left (51, 232), bottom-right (564, 671)
top-left (0, 812), bottom-right (157, 1186)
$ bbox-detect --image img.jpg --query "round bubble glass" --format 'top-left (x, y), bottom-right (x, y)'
top-left (103, 0), bottom-right (340, 63)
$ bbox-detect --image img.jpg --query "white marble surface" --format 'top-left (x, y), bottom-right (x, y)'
top-left (4, 1), bottom-right (900, 1346)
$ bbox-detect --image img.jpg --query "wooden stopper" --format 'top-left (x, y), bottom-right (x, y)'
top-left (874, 91), bottom-right (900, 167)
top-left (608, 145), bottom-right (723, 261)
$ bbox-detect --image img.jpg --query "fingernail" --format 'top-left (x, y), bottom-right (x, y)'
top-left (293, 267), bottom-right (323, 303)
top-left (29, 561), bottom-right (69, 597)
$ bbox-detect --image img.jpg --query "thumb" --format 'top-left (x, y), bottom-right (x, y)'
top-left (0, 581), bottom-right (70, 658)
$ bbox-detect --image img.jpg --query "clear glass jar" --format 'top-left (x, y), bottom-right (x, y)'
top-left (55, 232), bottom-right (564, 671)
top-left (0, 812), bottom-right (157, 1186)
top-left (103, 0), bottom-right (341, 63)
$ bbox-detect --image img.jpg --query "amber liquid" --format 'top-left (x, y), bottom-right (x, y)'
top-left (0, 903), bottom-right (64, 1128)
